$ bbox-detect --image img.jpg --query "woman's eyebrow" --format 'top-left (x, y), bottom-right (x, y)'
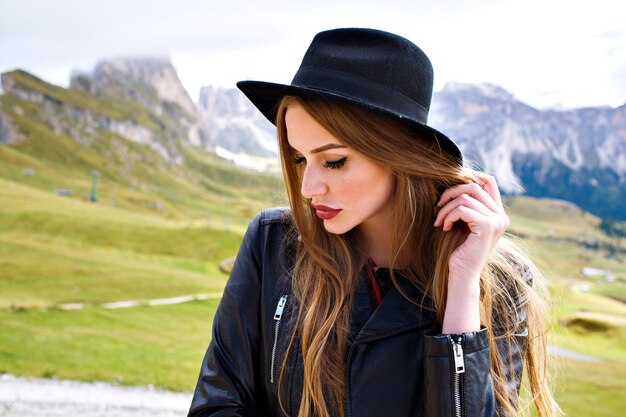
top-left (310, 143), bottom-right (347, 154)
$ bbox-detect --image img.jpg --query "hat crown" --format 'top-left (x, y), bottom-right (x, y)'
top-left (296, 28), bottom-right (434, 113)
top-left (236, 27), bottom-right (462, 161)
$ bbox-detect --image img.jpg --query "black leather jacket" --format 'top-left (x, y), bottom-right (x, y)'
top-left (188, 208), bottom-right (527, 417)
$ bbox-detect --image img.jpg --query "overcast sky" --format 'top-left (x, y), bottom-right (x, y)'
top-left (1, 0), bottom-right (625, 110)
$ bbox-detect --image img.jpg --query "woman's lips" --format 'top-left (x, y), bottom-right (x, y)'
top-left (312, 204), bottom-right (342, 220)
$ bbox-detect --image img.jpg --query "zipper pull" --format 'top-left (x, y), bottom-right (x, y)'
top-left (274, 295), bottom-right (288, 320)
top-left (270, 295), bottom-right (288, 384)
top-left (453, 335), bottom-right (465, 374)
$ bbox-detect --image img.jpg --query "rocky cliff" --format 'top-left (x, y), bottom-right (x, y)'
top-left (68, 58), bottom-right (213, 162)
top-left (430, 83), bottom-right (626, 219)
top-left (1, 58), bottom-right (215, 166)
top-left (197, 85), bottom-right (279, 172)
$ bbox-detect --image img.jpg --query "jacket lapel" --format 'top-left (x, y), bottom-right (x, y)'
top-left (351, 273), bottom-right (436, 344)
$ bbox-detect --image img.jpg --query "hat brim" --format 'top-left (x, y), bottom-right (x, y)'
top-left (237, 80), bottom-right (462, 162)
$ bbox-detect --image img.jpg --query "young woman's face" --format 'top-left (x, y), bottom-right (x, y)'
top-left (285, 104), bottom-right (394, 237)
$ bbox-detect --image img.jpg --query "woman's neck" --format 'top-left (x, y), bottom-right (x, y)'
top-left (361, 223), bottom-right (395, 269)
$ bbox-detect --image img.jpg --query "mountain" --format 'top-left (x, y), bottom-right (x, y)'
top-left (69, 58), bottom-right (213, 163)
top-left (1, 58), bottom-right (624, 220)
top-left (0, 62), bottom-right (282, 219)
top-left (429, 83), bottom-right (626, 220)
top-left (197, 85), bottom-right (279, 173)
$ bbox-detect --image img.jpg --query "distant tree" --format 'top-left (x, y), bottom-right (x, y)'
top-left (600, 219), bottom-right (626, 257)
top-left (600, 218), bottom-right (626, 239)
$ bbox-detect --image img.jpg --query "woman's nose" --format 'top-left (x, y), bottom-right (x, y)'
top-left (300, 165), bottom-right (327, 199)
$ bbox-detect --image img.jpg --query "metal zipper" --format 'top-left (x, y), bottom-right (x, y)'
top-left (451, 335), bottom-right (465, 417)
top-left (344, 336), bottom-right (357, 415)
top-left (270, 295), bottom-right (288, 384)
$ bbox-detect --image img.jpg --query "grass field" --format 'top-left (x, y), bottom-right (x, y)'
top-left (506, 197), bottom-right (626, 415)
top-left (0, 301), bottom-right (218, 391)
top-left (0, 170), bottom-right (625, 415)
top-left (0, 171), bottom-right (249, 393)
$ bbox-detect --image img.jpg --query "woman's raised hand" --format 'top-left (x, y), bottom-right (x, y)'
top-left (434, 171), bottom-right (510, 278)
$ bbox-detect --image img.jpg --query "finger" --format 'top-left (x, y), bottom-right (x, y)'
top-left (440, 205), bottom-right (487, 232)
top-left (441, 205), bottom-right (510, 234)
top-left (434, 194), bottom-right (492, 227)
top-left (437, 183), bottom-right (500, 213)
top-left (472, 172), bottom-right (502, 207)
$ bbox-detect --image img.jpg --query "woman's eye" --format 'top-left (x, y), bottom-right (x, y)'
top-left (294, 156), bottom-right (306, 165)
top-left (323, 157), bottom-right (347, 169)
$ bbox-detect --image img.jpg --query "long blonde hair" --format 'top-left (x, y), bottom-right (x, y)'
top-left (276, 96), bottom-right (561, 417)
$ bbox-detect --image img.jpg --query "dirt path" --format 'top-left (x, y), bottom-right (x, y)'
top-left (0, 374), bottom-right (191, 417)
top-left (58, 293), bottom-right (223, 311)
top-left (548, 345), bottom-right (605, 363)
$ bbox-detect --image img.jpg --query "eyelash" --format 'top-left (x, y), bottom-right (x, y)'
top-left (324, 157), bottom-right (347, 169)
top-left (294, 157), bottom-right (347, 169)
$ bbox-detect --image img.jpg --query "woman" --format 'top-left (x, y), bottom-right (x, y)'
top-left (189, 28), bottom-right (560, 417)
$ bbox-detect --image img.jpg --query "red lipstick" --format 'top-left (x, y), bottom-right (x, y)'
top-left (312, 204), bottom-right (342, 220)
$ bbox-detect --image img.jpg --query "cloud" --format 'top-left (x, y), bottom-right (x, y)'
top-left (1, 0), bottom-right (625, 108)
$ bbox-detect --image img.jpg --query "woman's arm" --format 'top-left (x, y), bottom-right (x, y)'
top-left (188, 214), bottom-right (265, 417)
top-left (434, 171), bottom-right (509, 334)
top-left (426, 172), bottom-right (523, 416)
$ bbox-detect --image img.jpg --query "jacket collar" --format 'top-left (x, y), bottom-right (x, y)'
top-left (351, 270), bottom-right (436, 344)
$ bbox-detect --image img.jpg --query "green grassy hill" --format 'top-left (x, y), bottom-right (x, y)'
top-left (0, 141), bottom-right (280, 389)
top-left (0, 140), bottom-right (278, 387)
top-left (0, 68), bottom-right (286, 390)
top-left (505, 196), bottom-right (626, 415)
top-left (0, 173), bottom-right (239, 389)
top-left (1, 69), bottom-right (285, 219)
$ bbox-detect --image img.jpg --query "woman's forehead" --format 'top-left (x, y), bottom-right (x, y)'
top-left (284, 105), bottom-right (348, 153)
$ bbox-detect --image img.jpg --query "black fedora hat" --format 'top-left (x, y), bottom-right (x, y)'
top-left (237, 28), bottom-right (462, 162)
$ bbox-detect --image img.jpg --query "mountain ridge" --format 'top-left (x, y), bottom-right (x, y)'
top-left (1, 60), bottom-right (624, 220)
top-left (0, 62), bottom-right (282, 220)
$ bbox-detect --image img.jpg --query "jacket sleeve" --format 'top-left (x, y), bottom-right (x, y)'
top-left (188, 214), bottom-right (265, 417)
top-left (423, 270), bottom-right (531, 417)
top-left (423, 328), bottom-right (496, 417)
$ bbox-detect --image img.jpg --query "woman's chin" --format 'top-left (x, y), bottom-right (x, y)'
top-left (321, 219), bottom-right (355, 235)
